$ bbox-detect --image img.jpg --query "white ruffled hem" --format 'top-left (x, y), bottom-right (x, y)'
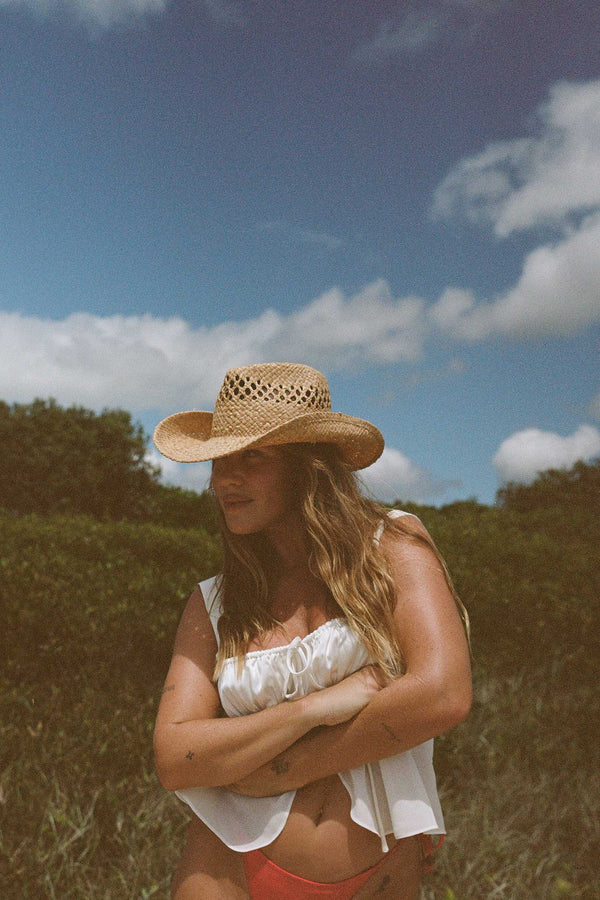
top-left (175, 740), bottom-right (445, 854)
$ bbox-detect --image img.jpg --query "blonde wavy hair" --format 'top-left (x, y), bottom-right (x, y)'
top-left (212, 443), bottom-right (466, 679)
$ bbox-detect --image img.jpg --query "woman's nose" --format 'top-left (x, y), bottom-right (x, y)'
top-left (212, 456), bottom-right (243, 484)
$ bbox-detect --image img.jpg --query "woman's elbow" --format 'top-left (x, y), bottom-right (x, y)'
top-left (153, 727), bottom-right (192, 792)
top-left (447, 684), bottom-right (472, 728)
top-left (153, 735), bottom-right (178, 791)
top-left (438, 674), bottom-right (472, 730)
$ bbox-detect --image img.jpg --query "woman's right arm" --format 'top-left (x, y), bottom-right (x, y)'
top-left (153, 587), bottom-right (383, 791)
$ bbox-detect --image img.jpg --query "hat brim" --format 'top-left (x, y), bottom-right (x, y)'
top-left (153, 409), bottom-right (384, 470)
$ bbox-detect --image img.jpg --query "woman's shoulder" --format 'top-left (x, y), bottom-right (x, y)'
top-left (375, 509), bottom-right (425, 542)
top-left (378, 509), bottom-right (435, 561)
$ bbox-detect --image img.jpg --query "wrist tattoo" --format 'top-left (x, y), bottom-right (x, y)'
top-left (382, 723), bottom-right (402, 743)
top-left (185, 750), bottom-right (195, 760)
top-left (271, 758), bottom-right (290, 775)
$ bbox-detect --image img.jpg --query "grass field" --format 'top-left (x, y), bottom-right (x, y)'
top-left (1, 509), bottom-right (598, 899)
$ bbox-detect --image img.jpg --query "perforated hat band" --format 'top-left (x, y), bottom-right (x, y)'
top-left (211, 365), bottom-right (332, 437)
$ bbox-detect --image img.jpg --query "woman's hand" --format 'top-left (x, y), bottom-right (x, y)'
top-left (310, 664), bottom-right (390, 727)
top-left (228, 666), bottom-right (391, 798)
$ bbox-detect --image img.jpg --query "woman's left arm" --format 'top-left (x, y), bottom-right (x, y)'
top-left (230, 517), bottom-right (472, 796)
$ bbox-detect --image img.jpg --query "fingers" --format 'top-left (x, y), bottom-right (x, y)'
top-left (360, 664), bottom-right (391, 690)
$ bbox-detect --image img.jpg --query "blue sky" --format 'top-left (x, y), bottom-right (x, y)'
top-left (1, 0), bottom-right (599, 505)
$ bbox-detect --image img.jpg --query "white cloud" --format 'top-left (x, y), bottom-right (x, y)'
top-left (201, 0), bottom-right (246, 28)
top-left (353, 0), bottom-right (506, 62)
top-left (0, 0), bottom-right (247, 29)
top-left (0, 282), bottom-right (427, 413)
top-left (428, 81), bottom-right (600, 341)
top-left (145, 448), bottom-right (212, 493)
top-left (492, 425), bottom-right (600, 484)
top-left (258, 221), bottom-right (345, 252)
top-left (359, 447), bottom-right (457, 504)
top-left (431, 80), bottom-right (600, 236)
top-left (430, 212), bottom-right (600, 339)
top-left (146, 444), bottom-right (453, 505)
top-left (0, 0), bottom-right (168, 28)
top-left (353, 8), bottom-right (447, 61)
top-left (269, 281), bottom-right (425, 366)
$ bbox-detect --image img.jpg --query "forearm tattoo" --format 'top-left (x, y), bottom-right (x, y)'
top-left (185, 750), bottom-right (195, 760)
top-left (382, 722), bottom-right (402, 743)
top-left (270, 758), bottom-right (290, 775)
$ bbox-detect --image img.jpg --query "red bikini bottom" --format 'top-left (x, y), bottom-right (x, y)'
top-left (242, 834), bottom-right (444, 899)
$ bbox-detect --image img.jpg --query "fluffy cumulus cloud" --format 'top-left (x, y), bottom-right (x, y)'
top-left (493, 425), bottom-right (600, 484)
top-left (267, 281), bottom-right (425, 367)
top-left (0, 282), bottom-right (427, 414)
top-left (429, 212), bottom-right (600, 339)
top-left (432, 80), bottom-right (600, 236)
top-left (359, 447), bottom-right (457, 504)
top-left (429, 80), bottom-right (600, 340)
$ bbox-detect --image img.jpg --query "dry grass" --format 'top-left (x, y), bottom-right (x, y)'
top-left (1, 511), bottom-right (598, 899)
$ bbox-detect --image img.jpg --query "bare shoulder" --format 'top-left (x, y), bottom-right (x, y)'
top-left (155, 584), bottom-right (221, 728)
top-left (378, 512), bottom-right (461, 632)
top-left (173, 584), bottom-right (218, 661)
top-left (379, 513), bottom-right (441, 568)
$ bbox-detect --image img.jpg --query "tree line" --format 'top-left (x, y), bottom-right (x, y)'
top-left (0, 399), bottom-right (217, 531)
top-left (1, 397), bottom-right (597, 525)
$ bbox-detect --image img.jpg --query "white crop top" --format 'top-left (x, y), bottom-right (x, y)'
top-left (175, 511), bottom-right (445, 853)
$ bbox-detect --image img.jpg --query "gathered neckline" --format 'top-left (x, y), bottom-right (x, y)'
top-left (220, 616), bottom-right (352, 665)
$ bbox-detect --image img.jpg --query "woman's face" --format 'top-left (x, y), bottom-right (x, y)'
top-left (211, 445), bottom-right (294, 536)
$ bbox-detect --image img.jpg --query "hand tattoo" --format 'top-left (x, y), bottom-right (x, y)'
top-left (185, 751), bottom-right (195, 760)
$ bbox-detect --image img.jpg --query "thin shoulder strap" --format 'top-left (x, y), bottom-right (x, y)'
top-left (374, 508), bottom-right (414, 543)
top-left (198, 575), bottom-right (223, 647)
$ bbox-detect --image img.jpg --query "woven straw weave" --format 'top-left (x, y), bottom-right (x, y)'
top-left (153, 363), bottom-right (383, 469)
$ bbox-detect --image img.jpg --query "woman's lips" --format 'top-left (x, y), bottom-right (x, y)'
top-left (220, 496), bottom-right (252, 510)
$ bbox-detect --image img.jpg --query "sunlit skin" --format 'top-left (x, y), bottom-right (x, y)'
top-left (154, 443), bottom-right (472, 899)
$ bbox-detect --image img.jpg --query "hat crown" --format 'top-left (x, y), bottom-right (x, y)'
top-left (212, 363), bottom-right (331, 438)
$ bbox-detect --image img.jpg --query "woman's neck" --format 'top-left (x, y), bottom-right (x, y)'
top-left (264, 516), bottom-right (310, 572)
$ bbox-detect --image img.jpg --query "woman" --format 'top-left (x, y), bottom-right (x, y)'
top-left (153, 362), bottom-right (472, 899)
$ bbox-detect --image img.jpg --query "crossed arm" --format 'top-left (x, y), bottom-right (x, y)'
top-left (153, 518), bottom-right (472, 795)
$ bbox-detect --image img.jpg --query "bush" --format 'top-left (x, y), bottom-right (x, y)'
top-left (0, 513), bottom-right (222, 898)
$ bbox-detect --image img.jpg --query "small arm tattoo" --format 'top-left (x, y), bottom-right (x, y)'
top-left (373, 874), bottom-right (391, 894)
top-left (270, 758), bottom-right (290, 775)
top-left (382, 723), bottom-right (402, 743)
top-left (185, 751), bottom-right (195, 760)
top-left (161, 684), bottom-right (175, 695)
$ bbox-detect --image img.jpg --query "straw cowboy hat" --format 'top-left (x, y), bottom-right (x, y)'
top-left (153, 362), bottom-right (384, 471)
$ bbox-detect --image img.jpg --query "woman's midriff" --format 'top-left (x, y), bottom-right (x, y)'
top-left (262, 774), bottom-right (398, 883)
